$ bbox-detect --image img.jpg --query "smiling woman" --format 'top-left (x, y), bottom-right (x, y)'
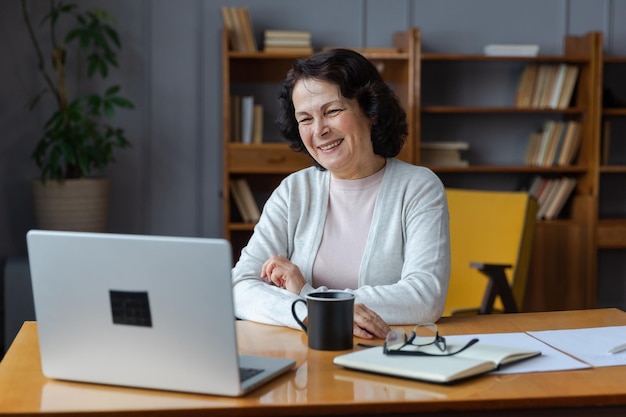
top-left (231, 48), bottom-right (451, 341)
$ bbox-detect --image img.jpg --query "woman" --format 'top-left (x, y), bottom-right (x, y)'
top-left (232, 48), bottom-right (450, 339)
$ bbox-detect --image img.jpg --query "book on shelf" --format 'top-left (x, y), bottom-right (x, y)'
top-left (230, 180), bottom-right (251, 222)
top-left (263, 29), bottom-right (313, 54)
top-left (230, 178), bottom-right (260, 223)
top-left (524, 121), bottom-right (581, 167)
top-left (557, 65), bottom-right (579, 109)
top-left (240, 96), bottom-right (255, 144)
top-left (420, 141), bottom-right (469, 167)
top-left (483, 43), bottom-right (539, 57)
top-left (542, 177), bottom-right (577, 220)
top-left (515, 64), bottom-right (578, 109)
top-left (221, 6), bottom-right (257, 52)
top-left (231, 95), bottom-right (263, 144)
top-left (556, 121), bottom-right (582, 166)
top-left (333, 341), bottom-right (541, 384)
top-left (528, 176), bottom-right (577, 220)
top-left (514, 64), bottom-right (538, 108)
top-left (252, 104), bottom-right (263, 144)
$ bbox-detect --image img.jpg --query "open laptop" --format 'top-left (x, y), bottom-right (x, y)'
top-left (26, 230), bottom-right (295, 396)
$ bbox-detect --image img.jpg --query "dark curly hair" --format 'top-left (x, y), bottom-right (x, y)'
top-left (277, 49), bottom-right (407, 170)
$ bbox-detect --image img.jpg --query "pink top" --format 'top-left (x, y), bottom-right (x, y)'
top-left (312, 167), bottom-right (385, 290)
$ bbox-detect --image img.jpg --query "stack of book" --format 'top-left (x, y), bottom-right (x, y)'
top-left (515, 63), bottom-right (579, 109)
top-left (263, 30), bottom-right (313, 54)
top-left (483, 43), bottom-right (539, 57)
top-left (221, 6), bottom-right (257, 52)
top-left (524, 120), bottom-right (582, 167)
top-left (230, 95), bottom-right (263, 144)
top-left (420, 142), bottom-right (469, 167)
top-left (528, 176), bottom-right (578, 220)
top-left (230, 178), bottom-right (261, 223)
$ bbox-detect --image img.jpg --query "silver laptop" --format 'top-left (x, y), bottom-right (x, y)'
top-left (26, 230), bottom-right (295, 396)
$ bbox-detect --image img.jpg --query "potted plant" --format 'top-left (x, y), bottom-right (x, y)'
top-left (21, 0), bottom-right (134, 232)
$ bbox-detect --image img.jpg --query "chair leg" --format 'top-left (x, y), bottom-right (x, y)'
top-left (471, 262), bottom-right (518, 314)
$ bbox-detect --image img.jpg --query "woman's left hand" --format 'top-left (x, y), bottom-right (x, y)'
top-left (261, 255), bottom-right (307, 294)
top-left (353, 303), bottom-right (390, 339)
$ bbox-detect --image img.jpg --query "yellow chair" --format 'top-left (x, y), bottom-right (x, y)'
top-left (444, 188), bottom-right (538, 316)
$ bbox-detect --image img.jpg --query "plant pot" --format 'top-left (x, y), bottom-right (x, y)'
top-left (31, 178), bottom-right (111, 232)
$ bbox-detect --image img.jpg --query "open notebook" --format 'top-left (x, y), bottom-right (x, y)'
top-left (27, 230), bottom-right (295, 396)
top-left (333, 341), bottom-right (541, 384)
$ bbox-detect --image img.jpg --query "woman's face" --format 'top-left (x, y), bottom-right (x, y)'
top-left (292, 78), bottom-right (378, 179)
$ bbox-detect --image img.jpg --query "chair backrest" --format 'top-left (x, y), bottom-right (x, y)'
top-left (444, 188), bottom-right (537, 316)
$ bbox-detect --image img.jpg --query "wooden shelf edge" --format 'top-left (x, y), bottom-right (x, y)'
top-left (429, 165), bottom-right (588, 173)
top-left (600, 165), bottom-right (626, 173)
top-left (422, 106), bottom-right (584, 114)
top-left (422, 53), bottom-right (589, 63)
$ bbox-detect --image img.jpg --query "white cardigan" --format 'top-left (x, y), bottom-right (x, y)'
top-left (231, 158), bottom-right (450, 330)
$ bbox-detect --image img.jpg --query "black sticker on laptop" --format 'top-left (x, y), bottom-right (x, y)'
top-left (110, 290), bottom-right (153, 327)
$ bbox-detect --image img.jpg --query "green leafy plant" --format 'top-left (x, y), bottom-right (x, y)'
top-left (21, 0), bottom-right (134, 181)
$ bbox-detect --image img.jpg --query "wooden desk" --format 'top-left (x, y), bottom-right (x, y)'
top-left (1, 309), bottom-right (626, 416)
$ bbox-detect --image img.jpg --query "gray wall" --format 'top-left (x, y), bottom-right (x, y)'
top-left (1, 0), bottom-right (624, 305)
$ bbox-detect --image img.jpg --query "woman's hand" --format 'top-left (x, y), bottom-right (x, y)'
top-left (261, 255), bottom-right (307, 294)
top-left (353, 303), bottom-right (390, 339)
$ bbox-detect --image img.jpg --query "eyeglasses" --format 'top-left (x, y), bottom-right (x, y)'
top-left (383, 323), bottom-right (479, 357)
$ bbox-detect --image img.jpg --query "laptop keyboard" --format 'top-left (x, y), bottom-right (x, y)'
top-left (240, 367), bottom-right (263, 382)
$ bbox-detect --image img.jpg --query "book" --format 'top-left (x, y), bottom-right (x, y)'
top-left (548, 64), bottom-right (568, 109)
top-left (420, 141), bottom-right (470, 151)
top-left (538, 65), bottom-right (558, 108)
top-left (557, 65), bottom-right (579, 108)
top-left (230, 179), bottom-right (260, 223)
top-left (542, 177), bottom-right (577, 220)
top-left (264, 30), bottom-right (312, 40)
top-left (220, 6), bottom-right (238, 51)
top-left (263, 29), bottom-right (313, 53)
top-left (556, 121), bottom-right (582, 166)
top-left (524, 130), bottom-right (542, 165)
top-left (221, 7), bottom-right (257, 52)
top-left (237, 7), bottom-right (258, 52)
top-left (420, 142), bottom-right (469, 167)
top-left (252, 104), bottom-right (263, 144)
top-left (236, 178), bottom-right (261, 222)
top-left (230, 180), bottom-right (252, 222)
top-left (515, 64), bottom-right (538, 108)
top-left (541, 120), bottom-right (564, 166)
top-left (240, 96), bottom-right (255, 144)
top-left (333, 342), bottom-right (541, 384)
top-left (533, 120), bottom-right (556, 166)
top-left (264, 46), bottom-right (314, 54)
top-left (530, 65), bottom-right (553, 108)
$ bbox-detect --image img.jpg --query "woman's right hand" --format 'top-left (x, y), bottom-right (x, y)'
top-left (261, 255), bottom-right (307, 295)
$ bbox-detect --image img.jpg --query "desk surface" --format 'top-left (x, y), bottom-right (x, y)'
top-left (1, 308), bottom-right (626, 416)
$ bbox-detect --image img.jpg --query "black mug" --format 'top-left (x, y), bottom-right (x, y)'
top-left (291, 291), bottom-right (355, 351)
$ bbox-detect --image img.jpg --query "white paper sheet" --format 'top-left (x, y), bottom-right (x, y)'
top-left (528, 326), bottom-right (626, 367)
top-left (444, 332), bottom-right (591, 374)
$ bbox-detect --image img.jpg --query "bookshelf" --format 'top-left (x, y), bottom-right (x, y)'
top-left (220, 28), bottom-right (617, 312)
top-left (420, 32), bottom-right (602, 312)
top-left (221, 28), bottom-right (420, 259)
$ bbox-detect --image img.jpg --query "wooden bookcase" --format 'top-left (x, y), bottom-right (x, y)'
top-left (420, 32), bottom-right (602, 312)
top-left (221, 28), bottom-right (420, 259)
top-left (221, 28), bottom-right (616, 312)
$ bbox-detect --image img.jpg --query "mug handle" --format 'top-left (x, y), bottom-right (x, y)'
top-left (291, 298), bottom-right (307, 332)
